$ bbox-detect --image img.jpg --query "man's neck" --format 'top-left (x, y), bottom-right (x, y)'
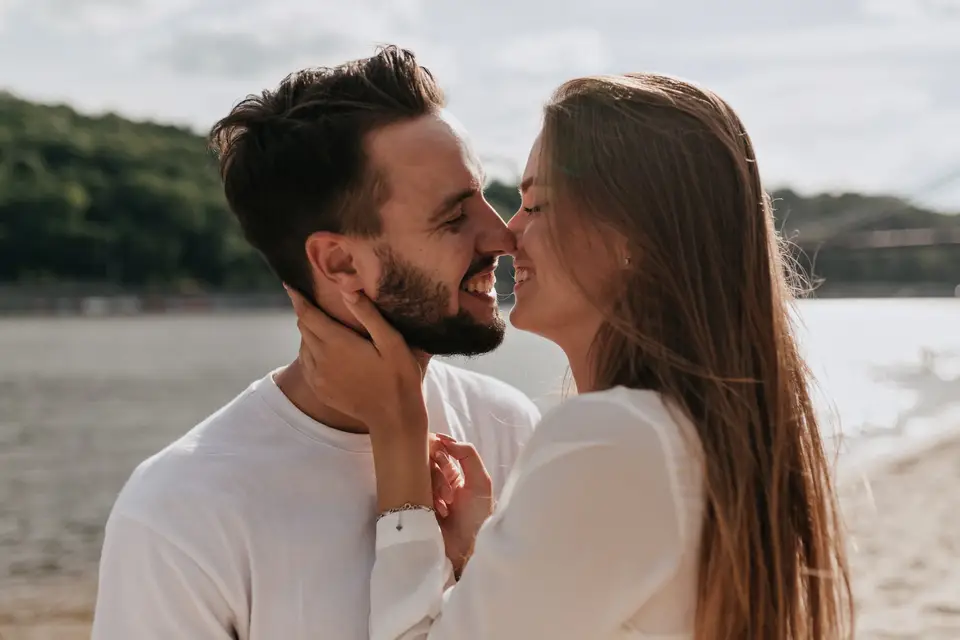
top-left (274, 353), bottom-right (433, 434)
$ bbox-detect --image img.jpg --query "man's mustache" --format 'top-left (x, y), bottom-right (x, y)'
top-left (462, 256), bottom-right (497, 282)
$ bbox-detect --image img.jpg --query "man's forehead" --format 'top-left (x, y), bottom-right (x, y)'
top-left (437, 108), bottom-right (472, 146)
top-left (368, 113), bottom-right (483, 203)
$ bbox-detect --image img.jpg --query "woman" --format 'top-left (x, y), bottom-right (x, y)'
top-left (288, 73), bottom-right (853, 638)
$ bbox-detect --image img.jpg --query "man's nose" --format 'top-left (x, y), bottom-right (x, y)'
top-left (476, 203), bottom-right (517, 256)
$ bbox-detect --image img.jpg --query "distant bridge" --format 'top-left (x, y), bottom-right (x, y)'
top-left (796, 227), bottom-right (960, 251)
top-left (793, 164), bottom-right (960, 251)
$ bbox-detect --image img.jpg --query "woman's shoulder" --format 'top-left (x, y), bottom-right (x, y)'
top-left (539, 387), bottom-right (683, 438)
top-left (530, 387), bottom-right (702, 476)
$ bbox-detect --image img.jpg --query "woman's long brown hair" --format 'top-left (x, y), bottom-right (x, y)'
top-left (539, 74), bottom-right (853, 639)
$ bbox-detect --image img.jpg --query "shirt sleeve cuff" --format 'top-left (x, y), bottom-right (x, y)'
top-left (376, 507), bottom-right (443, 551)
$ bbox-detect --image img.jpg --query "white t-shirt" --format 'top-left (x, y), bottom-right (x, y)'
top-left (371, 386), bottom-right (704, 640)
top-left (91, 360), bottom-right (539, 640)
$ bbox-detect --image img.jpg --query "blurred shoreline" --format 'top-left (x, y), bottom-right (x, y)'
top-left (0, 290), bottom-right (292, 317)
top-left (1, 281), bottom-right (958, 318)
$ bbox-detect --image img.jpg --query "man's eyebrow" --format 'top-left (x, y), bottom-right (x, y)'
top-left (429, 187), bottom-right (477, 224)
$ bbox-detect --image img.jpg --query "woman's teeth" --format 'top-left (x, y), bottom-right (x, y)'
top-left (461, 272), bottom-right (496, 294)
top-left (514, 267), bottom-right (532, 284)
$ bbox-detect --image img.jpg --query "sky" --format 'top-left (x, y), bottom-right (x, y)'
top-left (1, 0), bottom-right (959, 211)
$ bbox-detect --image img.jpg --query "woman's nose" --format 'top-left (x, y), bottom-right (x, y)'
top-left (506, 210), bottom-right (527, 236)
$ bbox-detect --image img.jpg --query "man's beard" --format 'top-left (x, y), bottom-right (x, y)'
top-left (373, 246), bottom-right (505, 357)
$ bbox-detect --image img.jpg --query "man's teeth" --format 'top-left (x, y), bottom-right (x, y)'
top-left (461, 272), bottom-right (496, 294)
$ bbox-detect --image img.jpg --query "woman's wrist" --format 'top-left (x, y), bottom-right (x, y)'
top-left (371, 425), bottom-right (433, 514)
top-left (369, 402), bottom-right (428, 443)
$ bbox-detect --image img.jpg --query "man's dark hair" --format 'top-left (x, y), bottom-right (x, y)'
top-left (209, 45), bottom-right (445, 299)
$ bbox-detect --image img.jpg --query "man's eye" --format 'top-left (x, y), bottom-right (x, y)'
top-left (444, 205), bottom-right (467, 228)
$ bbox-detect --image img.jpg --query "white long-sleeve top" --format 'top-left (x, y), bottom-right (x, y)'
top-left (371, 386), bottom-right (705, 640)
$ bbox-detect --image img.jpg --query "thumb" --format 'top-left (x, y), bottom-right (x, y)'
top-left (437, 436), bottom-right (491, 497)
top-left (341, 290), bottom-right (404, 355)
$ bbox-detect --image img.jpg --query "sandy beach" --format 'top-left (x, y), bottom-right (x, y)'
top-left (0, 433), bottom-right (958, 639)
top-left (841, 431), bottom-right (960, 638)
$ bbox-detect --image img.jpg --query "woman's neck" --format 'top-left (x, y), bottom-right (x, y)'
top-left (559, 339), bottom-right (596, 395)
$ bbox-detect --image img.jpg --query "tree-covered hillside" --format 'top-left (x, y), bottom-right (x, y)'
top-left (1, 92), bottom-right (957, 294)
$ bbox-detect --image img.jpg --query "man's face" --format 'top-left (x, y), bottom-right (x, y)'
top-left (359, 112), bottom-right (514, 356)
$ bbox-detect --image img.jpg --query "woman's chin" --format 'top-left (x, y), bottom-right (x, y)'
top-left (507, 298), bottom-right (527, 329)
top-left (508, 298), bottom-right (541, 334)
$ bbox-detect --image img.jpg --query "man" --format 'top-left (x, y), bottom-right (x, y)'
top-left (91, 46), bottom-right (539, 639)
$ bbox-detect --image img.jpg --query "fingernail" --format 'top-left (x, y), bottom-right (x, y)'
top-left (342, 290), bottom-right (359, 304)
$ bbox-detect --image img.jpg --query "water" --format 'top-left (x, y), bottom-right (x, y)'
top-left (0, 299), bottom-right (958, 581)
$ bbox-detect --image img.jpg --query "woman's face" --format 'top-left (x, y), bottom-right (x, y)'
top-left (507, 133), bottom-right (607, 355)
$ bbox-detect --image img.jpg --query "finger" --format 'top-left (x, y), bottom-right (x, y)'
top-left (283, 283), bottom-right (299, 311)
top-left (284, 284), bottom-right (306, 314)
top-left (430, 436), bottom-right (464, 491)
top-left (435, 451), bottom-right (464, 489)
top-left (431, 460), bottom-right (455, 504)
top-left (439, 440), bottom-right (492, 496)
top-left (428, 433), bottom-right (445, 457)
top-left (296, 319), bottom-right (327, 373)
top-left (341, 291), bottom-right (404, 355)
top-left (297, 337), bottom-right (317, 374)
top-left (297, 316), bottom-right (324, 349)
top-left (286, 286), bottom-right (349, 343)
top-left (434, 435), bottom-right (465, 486)
top-left (436, 499), bottom-right (449, 519)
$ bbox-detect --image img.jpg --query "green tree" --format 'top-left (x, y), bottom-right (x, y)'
top-left (1, 91), bottom-right (957, 295)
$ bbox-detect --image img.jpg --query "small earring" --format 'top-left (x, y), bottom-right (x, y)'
top-left (623, 256), bottom-right (631, 267)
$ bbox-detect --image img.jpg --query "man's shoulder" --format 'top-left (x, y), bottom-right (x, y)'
top-left (107, 381), bottom-right (267, 538)
top-left (428, 360), bottom-right (541, 425)
top-left (109, 436), bottom-right (232, 538)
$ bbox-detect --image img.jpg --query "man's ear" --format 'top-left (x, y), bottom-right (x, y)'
top-left (304, 232), bottom-right (365, 293)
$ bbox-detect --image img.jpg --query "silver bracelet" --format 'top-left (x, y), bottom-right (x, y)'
top-left (377, 503), bottom-right (435, 529)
